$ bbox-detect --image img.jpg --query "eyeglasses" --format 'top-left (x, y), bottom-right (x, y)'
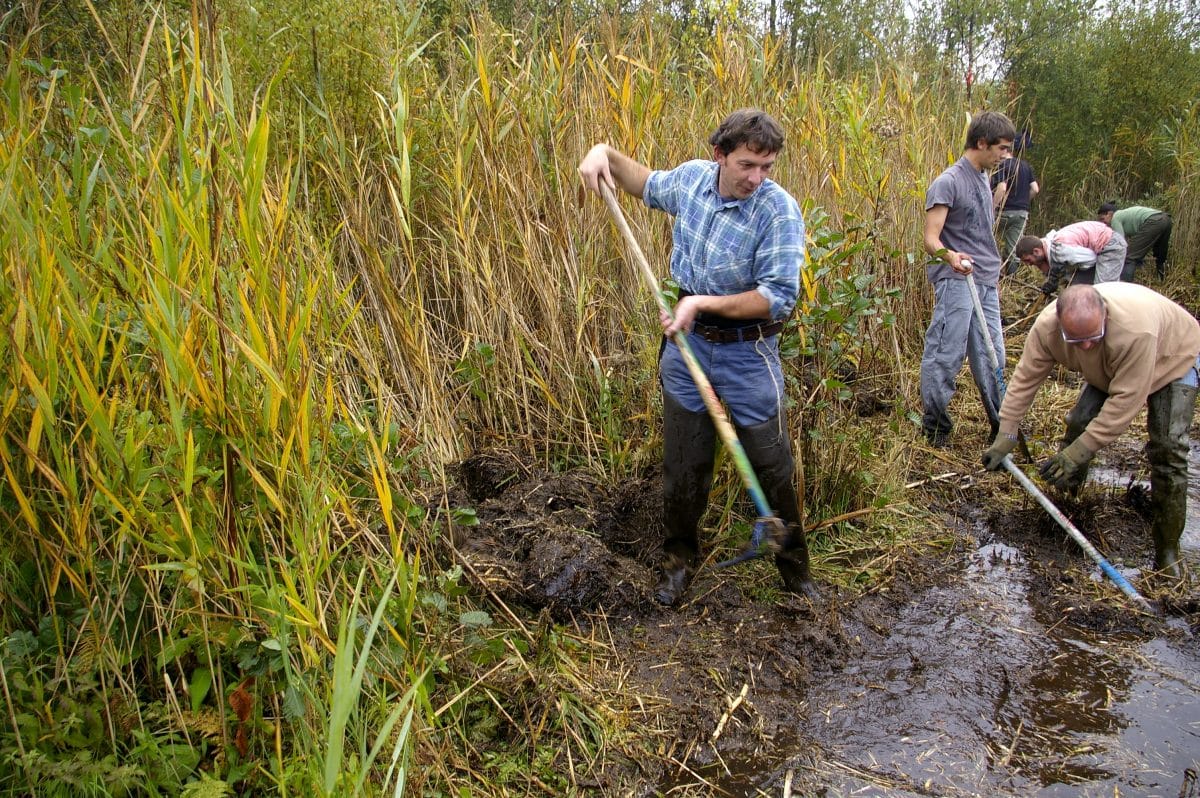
top-left (1062, 318), bottom-right (1106, 345)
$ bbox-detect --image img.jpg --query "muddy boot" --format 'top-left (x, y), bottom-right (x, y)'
top-left (1061, 384), bottom-right (1108, 493)
top-left (1151, 502), bottom-right (1185, 580)
top-left (737, 416), bottom-right (820, 599)
top-left (657, 392), bottom-right (716, 606)
top-left (1146, 381), bottom-right (1196, 580)
top-left (775, 523), bottom-right (820, 600)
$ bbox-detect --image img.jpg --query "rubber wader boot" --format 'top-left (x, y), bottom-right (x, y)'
top-left (737, 416), bottom-right (820, 600)
top-left (658, 392), bottom-right (716, 606)
top-left (1146, 381), bottom-right (1196, 579)
top-left (1061, 384), bottom-right (1108, 493)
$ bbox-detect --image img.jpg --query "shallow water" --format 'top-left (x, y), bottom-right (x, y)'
top-left (686, 527), bottom-right (1199, 796)
top-left (1088, 437), bottom-right (1200, 562)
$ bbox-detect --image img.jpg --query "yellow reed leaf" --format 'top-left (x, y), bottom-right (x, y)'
top-left (475, 46), bottom-right (492, 112)
top-left (613, 53), bottom-right (652, 72)
top-left (279, 421), bottom-right (296, 479)
top-left (229, 335), bottom-right (287, 396)
top-left (182, 430), bottom-right (195, 495)
top-left (170, 494), bottom-right (192, 545)
top-left (3, 459), bottom-right (40, 533)
top-left (26, 410), bottom-right (43, 472)
top-left (92, 472), bottom-right (136, 531)
top-left (2, 387), bottom-right (18, 421)
top-left (19, 361), bottom-right (53, 469)
top-left (801, 263), bottom-right (817, 302)
top-left (237, 284), bottom-right (273, 368)
top-left (297, 389), bottom-right (311, 467)
top-left (283, 592), bottom-right (322, 633)
top-left (372, 461), bottom-right (394, 537)
top-left (241, 456), bottom-right (284, 515)
top-left (44, 543), bottom-right (86, 596)
top-left (11, 294), bottom-right (26, 353)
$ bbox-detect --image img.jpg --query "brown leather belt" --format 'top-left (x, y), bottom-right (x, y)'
top-left (691, 320), bottom-right (785, 343)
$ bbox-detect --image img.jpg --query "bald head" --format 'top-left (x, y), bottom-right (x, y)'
top-left (1056, 285), bottom-right (1107, 348)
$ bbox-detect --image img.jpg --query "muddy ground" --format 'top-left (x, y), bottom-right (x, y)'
top-left (446, 433), bottom-right (1200, 797)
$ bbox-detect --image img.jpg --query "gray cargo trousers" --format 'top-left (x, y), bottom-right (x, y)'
top-left (920, 277), bottom-right (1005, 443)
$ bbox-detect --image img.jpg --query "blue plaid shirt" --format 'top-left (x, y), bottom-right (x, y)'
top-left (643, 159), bottom-right (805, 321)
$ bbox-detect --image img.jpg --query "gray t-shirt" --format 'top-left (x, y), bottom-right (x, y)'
top-left (924, 156), bottom-right (1001, 286)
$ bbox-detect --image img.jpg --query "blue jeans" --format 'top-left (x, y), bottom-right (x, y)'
top-left (659, 333), bottom-right (785, 427)
top-left (919, 278), bottom-right (1005, 440)
top-left (1178, 353), bottom-right (1200, 387)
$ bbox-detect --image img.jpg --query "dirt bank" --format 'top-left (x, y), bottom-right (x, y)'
top-left (445, 439), bottom-right (1200, 796)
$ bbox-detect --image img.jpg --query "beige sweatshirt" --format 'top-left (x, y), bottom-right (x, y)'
top-left (999, 283), bottom-right (1200, 452)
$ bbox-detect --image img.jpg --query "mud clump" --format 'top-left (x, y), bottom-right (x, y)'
top-left (455, 449), bottom-right (528, 502)
top-left (451, 451), bottom-right (663, 621)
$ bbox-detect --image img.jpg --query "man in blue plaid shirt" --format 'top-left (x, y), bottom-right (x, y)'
top-left (579, 109), bottom-right (816, 607)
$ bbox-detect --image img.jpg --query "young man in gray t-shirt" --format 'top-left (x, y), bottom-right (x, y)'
top-left (920, 111), bottom-right (1016, 447)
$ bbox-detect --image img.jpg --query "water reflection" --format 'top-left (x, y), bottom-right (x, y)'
top-left (705, 529), bottom-right (1199, 796)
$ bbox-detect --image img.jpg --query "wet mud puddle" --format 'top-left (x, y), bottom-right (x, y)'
top-left (780, 532), bottom-right (1199, 797)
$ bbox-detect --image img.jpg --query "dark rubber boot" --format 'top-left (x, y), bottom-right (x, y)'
top-left (657, 392), bottom-right (716, 605)
top-left (1151, 498), bottom-right (1185, 579)
top-left (1061, 384), bottom-right (1108, 492)
top-left (737, 415), bottom-right (820, 599)
top-left (1146, 381), bottom-right (1196, 579)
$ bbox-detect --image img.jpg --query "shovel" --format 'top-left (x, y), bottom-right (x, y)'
top-left (598, 183), bottom-right (786, 567)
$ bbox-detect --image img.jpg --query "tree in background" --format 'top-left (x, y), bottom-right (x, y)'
top-left (1003, 1), bottom-right (1200, 222)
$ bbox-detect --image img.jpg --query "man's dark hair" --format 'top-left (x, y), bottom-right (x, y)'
top-left (964, 111), bottom-right (1017, 149)
top-left (709, 109), bottom-right (785, 156)
top-left (1015, 235), bottom-right (1043, 258)
top-left (1097, 201), bottom-right (1118, 215)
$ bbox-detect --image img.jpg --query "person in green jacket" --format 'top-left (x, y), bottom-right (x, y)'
top-left (1097, 202), bottom-right (1172, 281)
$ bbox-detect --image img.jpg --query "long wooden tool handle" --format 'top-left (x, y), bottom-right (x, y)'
top-left (599, 183), bottom-right (775, 520)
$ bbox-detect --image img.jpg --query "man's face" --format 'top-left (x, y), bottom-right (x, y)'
top-left (1020, 247), bottom-right (1048, 273)
top-left (1098, 211), bottom-right (1114, 225)
top-left (1061, 308), bottom-right (1107, 351)
top-left (975, 138), bottom-right (1013, 170)
top-left (714, 144), bottom-right (777, 200)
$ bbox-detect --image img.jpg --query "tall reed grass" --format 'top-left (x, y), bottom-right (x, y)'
top-left (0, 21), bottom-right (430, 794)
top-left (3, 4), bottom-right (1197, 793)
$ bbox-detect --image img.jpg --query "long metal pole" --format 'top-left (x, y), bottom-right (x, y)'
top-left (1001, 457), bottom-right (1155, 612)
top-left (965, 271), bottom-right (1032, 461)
top-left (965, 272), bottom-right (1007, 395)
